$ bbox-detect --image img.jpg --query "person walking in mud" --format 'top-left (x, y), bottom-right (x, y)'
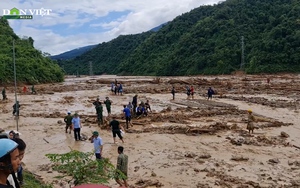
top-left (89, 131), bottom-right (103, 160)
top-left (123, 105), bottom-right (133, 129)
top-left (190, 86), bottom-right (195, 99)
top-left (207, 87), bottom-right (215, 100)
top-left (118, 83), bottom-right (123, 95)
top-left (111, 82), bottom-right (114, 94)
top-left (109, 116), bottom-right (125, 144)
top-left (115, 146), bottom-right (129, 188)
top-left (31, 85), bottom-right (36, 94)
top-left (22, 86), bottom-right (27, 93)
top-left (171, 86), bottom-right (175, 100)
top-left (132, 95), bottom-right (138, 116)
top-left (186, 86), bottom-right (191, 99)
top-left (93, 99), bottom-right (103, 125)
top-left (2, 87), bottom-right (7, 101)
top-left (12, 101), bottom-right (20, 116)
top-left (104, 97), bottom-right (112, 116)
top-left (64, 111), bottom-right (73, 134)
top-left (71, 113), bottom-right (82, 141)
top-left (247, 110), bottom-right (255, 134)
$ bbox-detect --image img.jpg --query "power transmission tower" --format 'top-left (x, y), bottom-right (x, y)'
top-left (89, 61), bottom-right (93, 76)
top-left (240, 36), bottom-right (245, 70)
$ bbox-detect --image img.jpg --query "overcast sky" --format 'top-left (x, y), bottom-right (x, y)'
top-left (2, 0), bottom-right (220, 55)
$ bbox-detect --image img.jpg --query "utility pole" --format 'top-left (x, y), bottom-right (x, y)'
top-left (240, 36), bottom-right (245, 70)
top-left (13, 39), bottom-right (19, 131)
top-left (89, 61), bottom-right (93, 76)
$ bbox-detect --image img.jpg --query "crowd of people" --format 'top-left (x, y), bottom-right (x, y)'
top-left (0, 80), bottom-right (258, 188)
top-left (0, 129), bottom-right (26, 188)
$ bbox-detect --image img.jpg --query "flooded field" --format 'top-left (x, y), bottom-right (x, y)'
top-left (0, 74), bottom-right (300, 188)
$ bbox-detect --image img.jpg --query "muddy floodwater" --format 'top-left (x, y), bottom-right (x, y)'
top-left (0, 74), bottom-right (300, 188)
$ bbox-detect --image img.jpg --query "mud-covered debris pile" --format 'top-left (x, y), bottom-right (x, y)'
top-left (60, 96), bottom-right (75, 104)
top-left (134, 179), bottom-right (163, 188)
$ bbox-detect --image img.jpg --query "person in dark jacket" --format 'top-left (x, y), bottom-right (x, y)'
top-left (207, 87), bottom-right (215, 100)
top-left (12, 101), bottom-right (20, 116)
top-left (132, 95), bottom-right (138, 116)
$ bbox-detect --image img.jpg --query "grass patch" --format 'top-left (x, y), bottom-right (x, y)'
top-left (23, 170), bottom-right (53, 188)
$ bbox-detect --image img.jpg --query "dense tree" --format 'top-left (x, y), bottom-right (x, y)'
top-left (0, 18), bottom-right (64, 84)
top-left (59, 0), bottom-right (300, 75)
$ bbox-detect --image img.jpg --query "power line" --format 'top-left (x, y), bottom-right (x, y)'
top-left (89, 61), bottom-right (93, 76)
top-left (240, 36), bottom-right (245, 70)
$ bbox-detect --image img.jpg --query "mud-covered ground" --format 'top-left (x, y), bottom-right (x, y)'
top-left (0, 74), bottom-right (300, 188)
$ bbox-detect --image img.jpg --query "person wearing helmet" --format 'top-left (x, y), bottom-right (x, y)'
top-left (0, 139), bottom-right (21, 188)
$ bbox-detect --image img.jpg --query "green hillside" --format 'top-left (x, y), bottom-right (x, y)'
top-left (0, 18), bottom-right (64, 84)
top-left (57, 32), bottom-right (152, 75)
top-left (60, 0), bottom-right (300, 75)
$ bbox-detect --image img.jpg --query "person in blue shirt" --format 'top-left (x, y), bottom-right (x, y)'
top-left (123, 105), bottom-right (132, 129)
top-left (90, 131), bottom-right (103, 160)
top-left (71, 113), bottom-right (82, 141)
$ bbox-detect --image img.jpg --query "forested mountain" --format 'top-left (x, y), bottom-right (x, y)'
top-left (57, 33), bottom-right (152, 75)
top-left (0, 18), bottom-right (64, 84)
top-left (50, 44), bottom-right (97, 60)
top-left (59, 0), bottom-right (300, 75)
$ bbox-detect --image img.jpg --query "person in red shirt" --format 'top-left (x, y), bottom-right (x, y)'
top-left (22, 86), bottom-right (27, 93)
top-left (190, 86), bottom-right (195, 99)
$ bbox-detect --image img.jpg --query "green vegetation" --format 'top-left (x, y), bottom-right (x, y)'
top-left (57, 33), bottom-right (152, 75)
top-left (60, 0), bottom-right (300, 75)
top-left (0, 18), bottom-right (64, 84)
top-left (46, 149), bottom-right (125, 186)
top-left (23, 170), bottom-right (53, 188)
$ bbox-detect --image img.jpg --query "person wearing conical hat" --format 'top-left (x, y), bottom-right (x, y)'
top-left (247, 110), bottom-right (255, 134)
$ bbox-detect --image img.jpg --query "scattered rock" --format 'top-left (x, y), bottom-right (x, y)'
top-left (231, 155), bottom-right (249, 161)
top-left (135, 179), bottom-right (163, 187)
top-left (57, 120), bottom-right (63, 124)
top-left (185, 152), bottom-right (197, 158)
top-left (268, 158), bottom-right (280, 164)
top-left (151, 171), bottom-right (157, 177)
top-left (280, 131), bottom-right (289, 138)
top-left (198, 153), bottom-right (211, 159)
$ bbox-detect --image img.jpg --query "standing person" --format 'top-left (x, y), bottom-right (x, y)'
top-left (93, 98), bottom-right (103, 125)
top-left (0, 139), bottom-right (21, 188)
top-left (114, 84), bottom-right (118, 95)
top-left (123, 105), bottom-right (132, 129)
top-left (118, 83), bottom-right (123, 96)
top-left (207, 87), bottom-right (215, 100)
top-left (171, 86), bottom-right (175, 100)
top-left (111, 82), bottom-right (114, 94)
top-left (9, 138), bottom-right (26, 186)
top-left (127, 102), bottom-right (133, 115)
top-left (186, 86), bottom-right (191, 99)
top-left (2, 87), bottom-right (7, 101)
top-left (132, 95), bottom-right (138, 116)
top-left (145, 100), bottom-right (152, 113)
top-left (247, 110), bottom-right (255, 134)
top-left (190, 86), bottom-right (195, 99)
top-left (115, 146), bottom-right (129, 188)
top-left (104, 97), bottom-right (112, 116)
top-left (22, 86), bottom-right (27, 94)
top-left (12, 101), bottom-right (20, 116)
top-left (8, 131), bottom-right (15, 139)
top-left (71, 113), bottom-right (82, 141)
top-left (31, 85), bottom-right (36, 94)
top-left (109, 116), bottom-right (124, 144)
top-left (89, 131), bottom-right (103, 160)
top-left (64, 111), bottom-right (73, 134)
